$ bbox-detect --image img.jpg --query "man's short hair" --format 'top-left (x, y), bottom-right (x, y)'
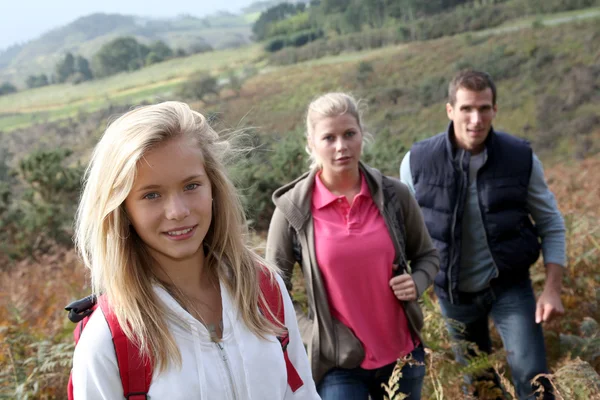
top-left (448, 70), bottom-right (497, 106)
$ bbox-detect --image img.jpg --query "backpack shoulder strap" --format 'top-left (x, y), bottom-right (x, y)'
top-left (258, 269), bottom-right (304, 393)
top-left (98, 296), bottom-right (153, 400)
top-left (382, 176), bottom-right (408, 273)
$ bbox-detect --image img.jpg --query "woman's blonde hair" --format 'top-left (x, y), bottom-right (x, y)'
top-left (75, 101), bottom-right (279, 372)
top-left (305, 92), bottom-right (373, 169)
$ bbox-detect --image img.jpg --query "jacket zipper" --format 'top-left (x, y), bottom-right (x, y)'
top-left (216, 342), bottom-right (237, 400)
top-left (448, 151), bottom-right (466, 304)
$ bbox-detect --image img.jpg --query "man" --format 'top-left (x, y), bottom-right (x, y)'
top-left (400, 70), bottom-right (565, 400)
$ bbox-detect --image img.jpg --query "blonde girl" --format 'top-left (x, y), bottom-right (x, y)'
top-left (70, 101), bottom-right (319, 399)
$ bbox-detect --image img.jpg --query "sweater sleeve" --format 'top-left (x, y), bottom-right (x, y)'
top-left (528, 153), bottom-right (567, 267)
top-left (399, 151), bottom-right (416, 196)
top-left (71, 309), bottom-right (125, 400)
top-left (266, 207), bottom-right (312, 344)
top-left (275, 275), bottom-right (320, 399)
top-left (266, 207), bottom-right (296, 291)
top-left (398, 181), bottom-right (439, 297)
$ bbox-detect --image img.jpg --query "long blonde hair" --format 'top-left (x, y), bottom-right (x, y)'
top-left (75, 101), bottom-right (279, 372)
top-left (305, 92), bottom-right (373, 169)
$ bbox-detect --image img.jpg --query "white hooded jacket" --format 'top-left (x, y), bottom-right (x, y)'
top-left (71, 274), bottom-right (320, 400)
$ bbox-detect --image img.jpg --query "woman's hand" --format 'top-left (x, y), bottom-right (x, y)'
top-left (389, 273), bottom-right (417, 301)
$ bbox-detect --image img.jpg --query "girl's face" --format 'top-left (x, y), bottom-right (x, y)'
top-left (124, 136), bottom-right (213, 267)
top-left (310, 113), bottom-right (363, 175)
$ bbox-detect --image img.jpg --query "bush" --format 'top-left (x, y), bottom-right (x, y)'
top-left (0, 81), bottom-right (17, 96)
top-left (265, 36), bottom-right (287, 53)
top-left (231, 130), bottom-right (307, 230)
top-left (177, 74), bottom-right (219, 103)
top-left (0, 148), bottom-right (83, 259)
top-left (417, 76), bottom-right (447, 107)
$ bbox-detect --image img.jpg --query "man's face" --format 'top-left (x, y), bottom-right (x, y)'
top-left (446, 87), bottom-right (497, 154)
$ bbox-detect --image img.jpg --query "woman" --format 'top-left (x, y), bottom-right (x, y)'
top-left (266, 93), bottom-right (439, 400)
top-left (70, 101), bottom-right (319, 399)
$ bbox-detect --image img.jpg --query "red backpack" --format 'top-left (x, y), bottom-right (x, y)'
top-left (65, 271), bottom-right (304, 399)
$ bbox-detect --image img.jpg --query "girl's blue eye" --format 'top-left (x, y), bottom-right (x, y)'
top-left (345, 131), bottom-right (355, 137)
top-left (185, 183), bottom-right (199, 191)
top-left (144, 193), bottom-right (159, 200)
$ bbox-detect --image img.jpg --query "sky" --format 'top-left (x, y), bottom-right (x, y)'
top-left (0, 0), bottom-right (256, 50)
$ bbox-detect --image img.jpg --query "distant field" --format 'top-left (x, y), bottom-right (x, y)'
top-left (0, 45), bottom-right (262, 131)
top-left (0, 6), bottom-right (598, 133)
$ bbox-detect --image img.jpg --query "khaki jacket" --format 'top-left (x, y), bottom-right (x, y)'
top-left (265, 162), bottom-right (439, 384)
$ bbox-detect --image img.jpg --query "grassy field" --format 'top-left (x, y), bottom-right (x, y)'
top-left (0, 45), bottom-right (263, 131)
top-left (0, 7), bottom-right (598, 134)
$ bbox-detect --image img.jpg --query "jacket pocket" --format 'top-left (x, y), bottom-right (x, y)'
top-left (332, 319), bottom-right (365, 368)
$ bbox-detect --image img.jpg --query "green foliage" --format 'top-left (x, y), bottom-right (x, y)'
top-left (417, 76), bottom-right (447, 107)
top-left (93, 37), bottom-right (150, 77)
top-left (145, 40), bottom-right (175, 66)
top-left (55, 52), bottom-right (76, 84)
top-left (0, 81), bottom-right (17, 96)
top-left (252, 2), bottom-right (307, 40)
top-left (267, 12), bottom-right (312, 38)
top-left (177, 73), bottom-right (219, 102)
top-left (0, 325), bottom-right (73, 399)
top-left (231, 130), bottom-right (307, 230)
top-left (74, 55), bottom-right (93, 82)
top-left (264, 29), bottom-right (325, 53)
top-left (356, 61), bottom-right (374, 87)
top-left (55, 53), bottom-right (93, 84)
top-left (25, 74), bottom-right (49, 89)
top-left (0, 148), bottom-right (83, 259)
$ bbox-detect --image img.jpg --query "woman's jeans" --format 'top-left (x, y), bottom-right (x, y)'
top-left (317, 345), bottom-right (425, 400)
top-left (438, 278), bottom-right (555, 400)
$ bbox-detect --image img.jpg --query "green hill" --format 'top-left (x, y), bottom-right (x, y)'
top-left (0, 11), bottom-right (258, 86)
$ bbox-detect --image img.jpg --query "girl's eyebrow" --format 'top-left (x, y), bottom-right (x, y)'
top-left (135, 174), bottom-right (205, 192)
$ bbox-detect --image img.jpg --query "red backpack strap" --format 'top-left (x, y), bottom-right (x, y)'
top-left (68, 308), bottom-right (98, 400)
top-left (67, 295), bottom-right (152, 399)
top-left (258, 269), bottom-right (304, 393)
top-left (98, 296), bottom-right (153, 400)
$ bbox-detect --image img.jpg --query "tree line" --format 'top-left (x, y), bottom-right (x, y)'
top-left (0, 36), bottom-right (211, 95)
top-left (253, 0), bottom-right (497, 52)
top-left (254, 0), bottom-right (599, 53)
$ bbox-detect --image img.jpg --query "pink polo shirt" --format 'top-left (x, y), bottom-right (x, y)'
top-left (312, 171), bottom-right (416, 370)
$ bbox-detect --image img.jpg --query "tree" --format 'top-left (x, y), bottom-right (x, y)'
top-left (148, 40), bottom-right (173, 62)
top-left (93, 37), bottom-right (150, 77)
top-left (0, 81), bottom-right (17, 95)
top-left (75, 55), bottom-right (93, 81)
top-left (26, 74), bottom-right (49, 89)
top-left (252, 3), bottom-right (307, 40)
top-left (55, 53), bottom-right (76, 83)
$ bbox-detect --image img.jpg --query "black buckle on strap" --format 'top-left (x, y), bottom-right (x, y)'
top-left (65, 295), bottom-right (97, 323)
top-left (126, 393), bottom-right (148, 399)
top-left (277, 328), bottom-right (290, 351)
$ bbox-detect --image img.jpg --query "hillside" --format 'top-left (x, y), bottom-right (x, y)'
top-left (0, 11), bottom-right (257, 86)
top-left (0, 3), bottom-right (599, 398)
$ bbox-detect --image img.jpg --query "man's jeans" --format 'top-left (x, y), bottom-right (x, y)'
top-left (317, 345), bottom-right (425, 400)
top-left (439, 278), bottom-right (554, 400)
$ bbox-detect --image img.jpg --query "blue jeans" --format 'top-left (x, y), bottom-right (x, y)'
top-left (317, 345), bottom-right (425, 400)
top-left (438, 279), bottom-right (554, 400)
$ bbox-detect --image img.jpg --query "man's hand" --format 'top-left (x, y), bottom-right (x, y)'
top-left (535, 263), bottom-right (565, 323)
top-left (390, 273), bottom-right (417, 301)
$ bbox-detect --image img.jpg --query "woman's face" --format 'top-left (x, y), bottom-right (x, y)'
top-left (124, 136), bottom-right (213, 267)
top-left (310, 113), bottom-right (363, 175)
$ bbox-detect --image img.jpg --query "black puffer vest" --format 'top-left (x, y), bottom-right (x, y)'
top-left (410, 123), bottom-right (540, 303)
